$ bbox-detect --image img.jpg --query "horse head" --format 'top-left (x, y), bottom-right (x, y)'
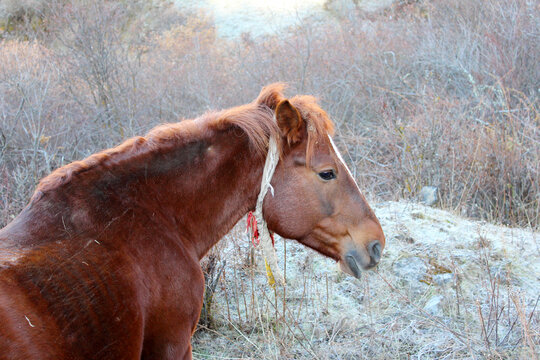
top-left (259, 88), bottom-right (385, 278)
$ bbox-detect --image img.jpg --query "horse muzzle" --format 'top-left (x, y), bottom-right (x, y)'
top-left (338, 239), bottom-right (383, 279)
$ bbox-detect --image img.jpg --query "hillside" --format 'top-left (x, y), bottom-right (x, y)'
top-left (193, 201), bottom-right (539, 359)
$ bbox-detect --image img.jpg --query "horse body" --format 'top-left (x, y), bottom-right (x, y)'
top-left (0, 84), bottom-right (385, 359)
top-left (1, 118), bottom-right (265, 359)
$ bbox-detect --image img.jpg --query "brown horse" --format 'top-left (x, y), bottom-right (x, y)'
top-left (0, 84), bottom-right (385, 359)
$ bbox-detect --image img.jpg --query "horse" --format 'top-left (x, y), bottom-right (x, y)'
top-left (0, 84), bottom-right (385, 359)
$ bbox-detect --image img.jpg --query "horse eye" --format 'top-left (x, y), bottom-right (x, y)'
top-left (318, 170), bottom-right (336, 181)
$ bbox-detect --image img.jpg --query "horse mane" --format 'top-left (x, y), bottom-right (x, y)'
top-left (33, 83), bottom-right (334, 200)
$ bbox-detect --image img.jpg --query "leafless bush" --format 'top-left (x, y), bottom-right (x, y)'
top-left (0, 0), bottom-right (45, 37)
top-left (0, 1), bottom-right (538, 229)
top-left (304, 0), bottom-right (540, 227)
top-left (199, 254), bottom-right (226, 328)
top-left (0, 40), bottom-right (71, 222)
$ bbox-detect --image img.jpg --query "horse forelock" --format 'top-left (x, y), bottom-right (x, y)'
top-left (289, 95), bottom-right (335, 167)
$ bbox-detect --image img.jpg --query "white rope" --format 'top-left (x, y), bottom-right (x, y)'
top-left (253, 132), bottom-right (284, 286)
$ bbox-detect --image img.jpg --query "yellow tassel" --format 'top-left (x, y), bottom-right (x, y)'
top-left (264, 258), bottom-right (276, 288)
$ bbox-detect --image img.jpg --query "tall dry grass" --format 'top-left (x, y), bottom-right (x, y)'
top-left (192, 206), bottom-right (539, 359)
top-left (1, 0), bottom-right (537, 229)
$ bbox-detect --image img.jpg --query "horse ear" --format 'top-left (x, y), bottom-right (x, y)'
top-left (275, 100), bottom-right (304, 145)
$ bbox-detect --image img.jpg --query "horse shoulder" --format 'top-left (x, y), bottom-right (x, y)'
top-left (134, 232), bottom-right (205, 359)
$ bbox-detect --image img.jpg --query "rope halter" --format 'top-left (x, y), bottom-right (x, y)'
top-left (251, 133), bottom-right (284, 287)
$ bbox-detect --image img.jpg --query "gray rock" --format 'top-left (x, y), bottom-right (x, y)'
top-left (420, 186), bottom-right (438, 206)
top-left (393, 256), bottom-right (428, 283)
top-left (433, 273), bottom-right (453, 286)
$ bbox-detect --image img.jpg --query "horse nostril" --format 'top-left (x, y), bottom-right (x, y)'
top-left (345, 252), bottom-right (361, 279)
top-left (367, 240), bottom-right (382, 265)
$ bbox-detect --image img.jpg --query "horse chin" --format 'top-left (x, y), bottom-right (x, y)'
top-left (338, 259), bottom-right (362, 279)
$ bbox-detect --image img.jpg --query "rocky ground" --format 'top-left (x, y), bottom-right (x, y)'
top-left (192, 201), bottom-right (539, 359)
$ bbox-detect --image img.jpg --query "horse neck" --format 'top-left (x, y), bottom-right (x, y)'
top-left (159, 128), bottom-right (266, 258)
top-left (1, 127), bottom-right (266, 260)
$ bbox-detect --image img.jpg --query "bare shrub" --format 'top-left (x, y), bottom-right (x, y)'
top-left (1, 0), bottom-right (538, 227)
top-left (0, 40), bottom-right (71, 225)
top-left (0, 0), bottom-right (45, 38)
top-left (199, 254), bottom-right (226, 328)
top-left (290, 0), bottom-right (540, 227)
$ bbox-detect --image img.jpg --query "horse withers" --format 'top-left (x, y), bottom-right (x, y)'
top-left (0, 84), bottom-right (385, 359)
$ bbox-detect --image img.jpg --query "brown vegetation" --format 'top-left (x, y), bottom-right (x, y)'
top-left (1, 0), bottom-right (538, 229)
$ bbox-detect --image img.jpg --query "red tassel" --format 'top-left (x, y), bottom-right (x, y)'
top-left (247, 211), bottom-right (275, 247)
top-left (247, 212), bottom-right (259, 246)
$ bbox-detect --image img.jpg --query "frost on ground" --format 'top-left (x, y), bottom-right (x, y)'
top-left (193, 202), bottom-right (539, 359)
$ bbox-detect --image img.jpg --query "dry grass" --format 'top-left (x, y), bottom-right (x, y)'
top-left (193, 202), bottom-right (539, 359)
top-left (1, 0), bottom-right (538, 228)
